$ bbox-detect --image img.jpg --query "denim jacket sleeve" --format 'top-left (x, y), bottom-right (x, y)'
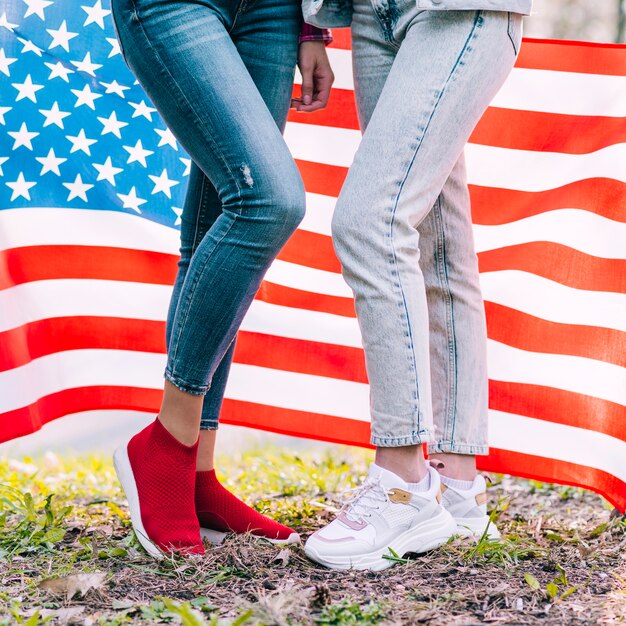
top-left (302, 0), bottom-right (532, 28)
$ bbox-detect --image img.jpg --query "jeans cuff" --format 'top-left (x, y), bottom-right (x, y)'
top-left (370, 429), bottom-right (432, 448)
top-left (163, 369), bottom-right (208, 396)
top-left (200, 420), bottom-right (219, 431)
top-left (427, 442), bottom-right (489, 455)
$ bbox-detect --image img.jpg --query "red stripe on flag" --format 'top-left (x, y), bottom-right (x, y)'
top-left (257, 281), bottom-right (355, 317)
top-left (479, 448), bottom-right (626, 512)
top-left (470, 179), bottom-right (626, 224)
top-left (0, 386), bottom-right (162, 442)
top-left (296, 159), bottom-right (348, 197)
top-left (471, 108), bottom-right (626, 154)
top-left (478, 243), bottom-right (626, 294)
top-left (290, 87), bottom-right (359, 130)
top-left (278, 229), bottom-right (341, 273)
top-left (485, 302), bottom-right (626, 368)
top-left (0, 245), bottom-right (177, 290)
top-left (489, 380), bottom-right (625, 443)
top-left (517, 37), bottom-right (626, 76)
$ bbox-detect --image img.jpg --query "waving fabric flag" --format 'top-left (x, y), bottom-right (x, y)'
top-left (1, 2), bottom-right (624, 510)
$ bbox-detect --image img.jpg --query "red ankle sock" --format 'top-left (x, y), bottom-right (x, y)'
top-left (127, 418), bottom-right (204, 554)
top-left (195, 470), bottom-right (295, 541)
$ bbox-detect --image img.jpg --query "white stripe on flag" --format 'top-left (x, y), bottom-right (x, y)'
top-left (0, 208), bottom-right (180, 254)
top-left (0, 349), bottom-right (370, 420)
top-left (265, 260), bottom-right (350, 297)
top-left (489, 409), bottom-right (626, 483)
top-left (491, 68), bottom-right (626, 117)
top-left (480, 271), bottom-right (626, 333)
top-left (487, 340), bottom-right (626, 407)
top-left (0, 279), bottom-right (364, 346)
top-left (473, 209), bottom-right (626, 259)
top-left (224, 363), bottom-right (370, 421)
top-left (465, 143), bottom-right (626, 192)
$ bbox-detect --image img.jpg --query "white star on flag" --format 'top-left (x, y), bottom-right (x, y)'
top-left (12, 74), bottom-right (44, 103)
top-left (71, 84), bottom-right (103, 110)
top-left (47, 20), bottom-right (79, 52)
top-left (67, 129), bottom-right (97, 155)
top-left (149, 168), bottom-right (179, 198)
top-left (63, 173), bottom-right (94, 202)
top-left (100, 79), bottom-right (130, 98)
top-left (0, 156), bottom-right (9, 175)
top-left (117, 186), bottom-right (147, 213)
top-left (155, 127), bottom-right (178, 150)
top-left (70, 52), bottom-right (103, 77)
top-left (8, 122), bottom-right (39, 150)
top-left (6, 172), bottom-right (37, 201)
top-left (97, 111), bottom-right (128, 138)
top-left (0, 12), bottom-right (19, 31)
top-left (82, 1), bottom-right (111, 28)
top-left (129, 100), bottom-right (157, 121)
top-left (17, 37), bottom-right (44, 56)
top-left (35, 148), bottom-right (67, 176)
top-left (123, 139), bottom-right (154, 167)
top-left (105, 37), bottom-right (120, 57)
top-left (93, 156), bottom-right (123, 186)
top-left (180, 157), bottom-right (191, 176)
top-left (0, 49), bottom-right (17, 76)
top-left (0, 106), bottom-right (11, 125)
top-left (39, 102), bottom-right (71, 129)
top-left (23, 0), bottom-right (54, 20)
top-left (45, 61), bottom-right (74, 82)
top-left (172, 206), bottom-right (182, 226)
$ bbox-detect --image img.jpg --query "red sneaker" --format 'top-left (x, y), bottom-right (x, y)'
top-left (195, 470), bottom-right (299, 545)
top-left (113, 417), bottom-right (204, 558)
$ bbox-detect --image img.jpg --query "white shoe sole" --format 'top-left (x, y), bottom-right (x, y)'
top-left (200, 527), bottom-right (300, 546)
top-left (304, 508), bottom-right (456, 572)
top-left (455, 516), bottom-right (501, 540)
top-left (113, 443), bottom-right (163, 560)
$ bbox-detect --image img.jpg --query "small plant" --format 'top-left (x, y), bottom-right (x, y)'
top-left (0, 486), bottom-right (72, 557)
top-left (314, 600), bottom-right (387, 625)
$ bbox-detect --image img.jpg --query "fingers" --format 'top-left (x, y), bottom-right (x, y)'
top-left (300, 63), bottom-right (315, 107)
top-left (294, 41), bottom-right (334, 113)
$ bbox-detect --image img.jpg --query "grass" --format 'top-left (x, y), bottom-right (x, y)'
top-left (0, 447), bottom-right (624, 625)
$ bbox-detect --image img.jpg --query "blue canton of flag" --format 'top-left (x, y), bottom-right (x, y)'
top-left (0, 0), bottom-right (189, 228)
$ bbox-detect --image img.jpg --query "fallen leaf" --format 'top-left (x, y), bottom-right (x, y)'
top-left (39, 572), bottom-right (106, 599)
top-left (524, 573), bottom-right (540, 590)
top-left (272, 548), bottom-right (290, 567)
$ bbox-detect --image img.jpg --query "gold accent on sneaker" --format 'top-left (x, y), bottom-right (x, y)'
top-left (440, 483), bottom-right (448, 494)
top-left (436, 489), bottom-right (442, 504)
top-left (388, 488), bottom-right (412, 504)
top-left (475, 492), bottom-right (487, 506)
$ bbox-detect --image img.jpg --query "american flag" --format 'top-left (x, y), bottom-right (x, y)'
top-left (1, 2), bottom-right (624, 510)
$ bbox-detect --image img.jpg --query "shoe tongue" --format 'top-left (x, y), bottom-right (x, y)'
top-left (367, 463), bottom-right (409, 492)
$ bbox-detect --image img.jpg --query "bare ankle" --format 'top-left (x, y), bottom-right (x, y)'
top-left (429, 453), bottom-right (477, 481)
top-left (375, 445), bottom-right (428, 483)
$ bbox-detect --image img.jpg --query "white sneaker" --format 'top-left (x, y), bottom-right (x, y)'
top-left (304, 464), bottom-right (457, 571)
top-left (440, 474), bottom-right (501, 540)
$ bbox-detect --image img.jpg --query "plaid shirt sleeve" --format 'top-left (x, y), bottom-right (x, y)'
top-left (299, 23), bottom-right (333, 45)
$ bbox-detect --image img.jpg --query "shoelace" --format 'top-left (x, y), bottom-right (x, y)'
top-left (341, 478), bottom-right (389, 521)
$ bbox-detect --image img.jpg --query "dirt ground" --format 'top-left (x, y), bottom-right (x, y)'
top-left (0, 450), bottom-right (624, 625)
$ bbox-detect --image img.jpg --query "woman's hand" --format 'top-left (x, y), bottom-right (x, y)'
top-left (292, 41), bottom-right (334, 112)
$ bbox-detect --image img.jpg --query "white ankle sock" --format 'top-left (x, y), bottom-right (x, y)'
top-left (440, 474), bottom-right (474, 491)
top-left (407, 471), bottom-right (431, 493)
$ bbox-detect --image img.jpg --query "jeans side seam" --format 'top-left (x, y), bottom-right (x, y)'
top-left (168, 214), bottom-right (239, 383)
top-left (385, 11), bottom-right (483, 439)
top-left (432, 195), bottom-right (458, 445)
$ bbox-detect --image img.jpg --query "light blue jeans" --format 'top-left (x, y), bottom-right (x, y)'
top-left (111, 0), bottom-right (305, 430)
top-left (332, 0), bottom-right (523, 451)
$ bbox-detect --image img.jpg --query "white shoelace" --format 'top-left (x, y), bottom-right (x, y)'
top-left (341, 478), bottom-right (388, 521)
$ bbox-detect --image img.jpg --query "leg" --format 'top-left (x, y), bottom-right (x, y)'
top-left (110, 0), bottom-right (304, 554)
top-left (306, 4), bottom-right (519, 569)
top-left (420, 153), bottom-right (488, 480)
top-left (333, 8), bottom-right (519, 452)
